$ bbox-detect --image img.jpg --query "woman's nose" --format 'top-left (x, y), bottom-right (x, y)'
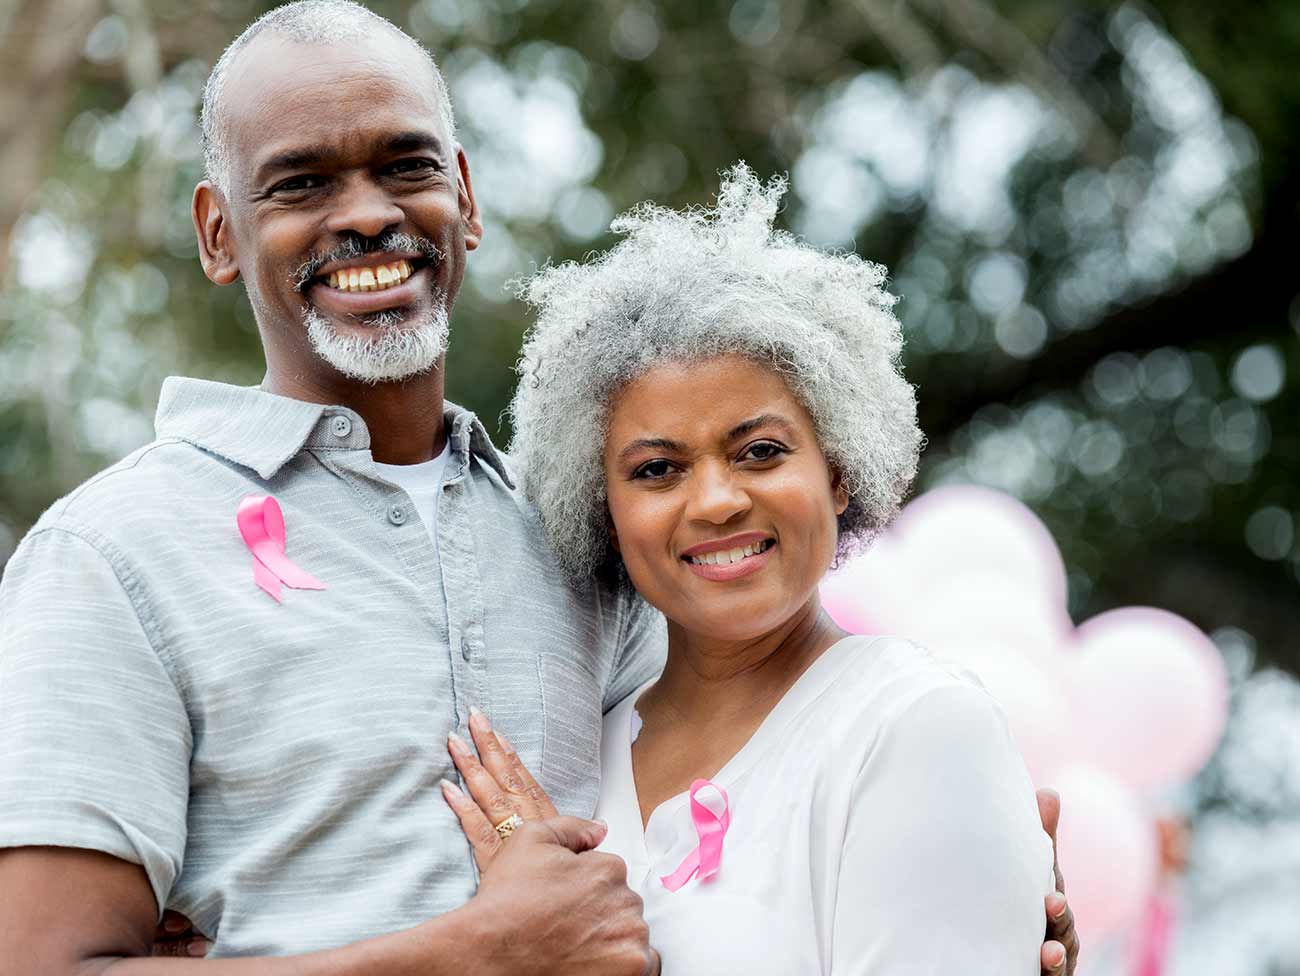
top-left (324, 177), bottom-right (404, 240)
top-left (685, 462), bottom-right (751, 525)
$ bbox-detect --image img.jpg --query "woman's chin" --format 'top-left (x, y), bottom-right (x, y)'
top-left (666, 599), bottom-right (795, 644)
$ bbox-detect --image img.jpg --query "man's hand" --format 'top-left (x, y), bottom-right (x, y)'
top-left (151, 910), bottom-right (211, 957)
top-left (151, 818), bottom-right (655, 975)
top-left (1037, 787), bottom-right (1081, 976)
top-left (458, 815), bottom-right (659, 975)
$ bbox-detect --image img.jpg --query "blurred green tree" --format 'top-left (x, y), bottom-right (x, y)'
top-left (1, 0), bottom-right (1297, 675)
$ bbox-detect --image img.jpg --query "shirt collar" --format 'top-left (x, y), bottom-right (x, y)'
top-left (154, 376), bottom-right (514, 487)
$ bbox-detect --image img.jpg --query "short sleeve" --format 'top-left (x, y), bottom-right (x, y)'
top-left (0, 526), bottom-right (192, 915)
top-left (602, 591), bottom-right (666, 713)
top-left (830, 681), bottom-right (1052, 975)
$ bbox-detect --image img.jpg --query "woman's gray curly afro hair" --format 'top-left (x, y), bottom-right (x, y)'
top-left (508, 163), bottom-right (923, 584)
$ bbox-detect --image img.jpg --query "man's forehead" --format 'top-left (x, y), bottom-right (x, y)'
top-left (223, 33), bottom-right (446, 166)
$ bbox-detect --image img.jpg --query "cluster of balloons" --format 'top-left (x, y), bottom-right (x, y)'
top-left (820, 485), bottom-right (1229, 945)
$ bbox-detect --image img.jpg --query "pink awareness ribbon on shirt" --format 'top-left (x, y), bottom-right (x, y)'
top-left (236, 494), bottom-right (327, 604)
top-left (660, 778), bottom-right (730, 892)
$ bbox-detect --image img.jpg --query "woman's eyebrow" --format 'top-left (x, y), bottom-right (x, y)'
top-left (726, 414), bottom-right (796, 441)
top-left (618, 437), bottom-right (684, 460)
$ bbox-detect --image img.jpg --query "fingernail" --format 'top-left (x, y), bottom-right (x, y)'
top-left (1048, 943), bottom-right (1065, 967)
top-left (498, 732), bottom-right (516, 755)
top-left (188, 940), bottom-right (208, 958)
top-left (448, 731), bottom-right (468, 753)
top-left (1041, 787), bottom-right (1060, 801)
top-left (1049, 894), bottom-right (1067, 919)
top-left (440, 778), bottom-right (463, 799)
top-left (163, 917), bottom-right (187, 933)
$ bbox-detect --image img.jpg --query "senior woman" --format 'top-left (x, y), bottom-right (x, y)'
top-left (441, 165), bottom-right (1064, 974)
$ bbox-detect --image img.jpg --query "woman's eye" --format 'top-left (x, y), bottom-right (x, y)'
top-left (632, 459), bottom-right (676, 480)
top-left (741, 441), bottom-right (786, 463)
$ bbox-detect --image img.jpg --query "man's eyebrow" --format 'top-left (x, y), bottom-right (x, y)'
top-left (253, 131), bottom-right (448, 184)
top-left (383, 130), bottom-right (447, 155)
top-left (254, 145), bottom-right (333, 184)
top-left (726, 413), bottom-right (797, 441)
top-left (618, 437), bottom-right (685, 460)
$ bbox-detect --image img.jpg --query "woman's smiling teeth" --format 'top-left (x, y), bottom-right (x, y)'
top-left (325, 260), bottom-right (414, 293)
top-left (685, 539), bottom-right (775, 566)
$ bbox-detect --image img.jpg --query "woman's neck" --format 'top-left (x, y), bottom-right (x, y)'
top-left (629, 597), bottom-right (848, 827)
top-left (640, 597), bottom-right (847, 734)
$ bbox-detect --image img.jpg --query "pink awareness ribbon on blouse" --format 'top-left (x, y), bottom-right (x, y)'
top-left (236, 494), bottom-right (327, 604)
top-left (660, 778), bottom-right (731, 892)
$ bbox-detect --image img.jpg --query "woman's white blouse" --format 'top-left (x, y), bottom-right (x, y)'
top-left (595, 635), bottom-right (1054, 975)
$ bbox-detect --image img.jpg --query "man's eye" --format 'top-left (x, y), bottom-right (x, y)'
top-left (387, 158), bottom-right (437, 176)
top-left (741, 441), bottom-right (786, 463)
top-left (632, 459), bottom-right (676, 480)
top-left (272, 175), bottom-right (322, 194)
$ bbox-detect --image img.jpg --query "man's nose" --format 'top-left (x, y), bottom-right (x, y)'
top-left (324, 177), bottom-right (404, 240)
top-left (685, 461), bottom-right (752, 525)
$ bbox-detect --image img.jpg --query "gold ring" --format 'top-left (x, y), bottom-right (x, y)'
top-left (494, 813), bottom-right (524, 840)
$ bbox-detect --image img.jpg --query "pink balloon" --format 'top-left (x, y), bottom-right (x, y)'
top-left (889, 485), bottom-right (1070, 610)
top-left (892, 575), bottom-right (1073, 656)
top-left (1067, 607), bottom-right (1229, 792)
top-left (1051, 765), bottom-right (1158, 942)
top-left (819, 537), bottom-right (910, 634)
top-left (929, 638), bottom-right (1073, 785)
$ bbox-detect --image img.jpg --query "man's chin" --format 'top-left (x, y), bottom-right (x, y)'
top-left (303, 304), bottom-right (448, 385)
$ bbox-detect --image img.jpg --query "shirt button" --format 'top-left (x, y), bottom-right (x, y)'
top-left (461, 637), bottom-right (472, 661)
top-left (387, 504), bottom-right (407, 526)
top-left (330, 415), bottom-right (352, 438)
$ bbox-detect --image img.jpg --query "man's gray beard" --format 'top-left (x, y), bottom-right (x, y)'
top-left (303, 300), bottom-right (449, 384)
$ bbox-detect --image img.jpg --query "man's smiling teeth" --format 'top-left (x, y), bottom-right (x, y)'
top-left (326, 260), bottom-right (414, 293)
top-left (685, 539), bottom-right (774, 566)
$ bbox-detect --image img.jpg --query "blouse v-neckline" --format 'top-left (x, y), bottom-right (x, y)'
top-left (609, 635), bottom-right (879, 848)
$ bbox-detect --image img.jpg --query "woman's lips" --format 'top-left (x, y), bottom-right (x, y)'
top-left (306, 265), bottom-right (431, 316)
top-left (684, 541), bottom-right (776, 582)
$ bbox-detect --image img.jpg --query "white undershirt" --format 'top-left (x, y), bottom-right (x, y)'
top-left (372, 443), bottom-right (450, 553)
top-left (595, 635), bottom-right (1054, 975)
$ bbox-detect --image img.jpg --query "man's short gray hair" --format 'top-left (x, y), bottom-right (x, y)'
top-left (200, 0), bottom-right (456, 194)
top-left (508, 163), bottom-right (924, 585)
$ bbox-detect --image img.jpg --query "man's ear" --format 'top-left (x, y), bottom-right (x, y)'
top-left (831, 467), bottom-right (850, 516)
top-left (455, 145), bottom-right (483, 252)
top-left (192, 181), bottom-right (240, 285)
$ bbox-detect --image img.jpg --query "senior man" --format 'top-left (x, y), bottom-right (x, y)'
top-left (0, 2), bottom-right (1078, 974)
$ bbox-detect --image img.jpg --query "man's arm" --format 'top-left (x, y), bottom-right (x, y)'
top-left (1, 817), bottom-right (658, 976)
top-left (603, 594), bottom-right (666, 713)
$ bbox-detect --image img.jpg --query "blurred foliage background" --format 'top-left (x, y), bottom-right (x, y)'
top-left (1, 0), bottom-right (1299, 968)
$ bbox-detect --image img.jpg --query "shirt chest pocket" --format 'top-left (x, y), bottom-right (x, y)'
top-left (537, 652), bottom-right (604, 817)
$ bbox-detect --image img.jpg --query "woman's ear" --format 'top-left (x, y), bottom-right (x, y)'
top-left (192, 181), bottom-right (240, 286)
top-left (606, 510), bottom-right (621, 554)
top-left (831, 468), bottom-right (850, 516)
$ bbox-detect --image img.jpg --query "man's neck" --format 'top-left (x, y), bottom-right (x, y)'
top-left (262, 364), bottom-right (448, 464)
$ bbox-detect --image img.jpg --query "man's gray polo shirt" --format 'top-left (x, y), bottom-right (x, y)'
top-left (0, 377), bottom-right (665, 956)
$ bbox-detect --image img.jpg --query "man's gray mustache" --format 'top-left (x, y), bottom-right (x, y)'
top-left (290, 234), bottom-right (443, 292)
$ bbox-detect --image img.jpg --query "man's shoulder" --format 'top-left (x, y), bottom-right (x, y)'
top-left (29, 436), bottom-right (234, 554)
